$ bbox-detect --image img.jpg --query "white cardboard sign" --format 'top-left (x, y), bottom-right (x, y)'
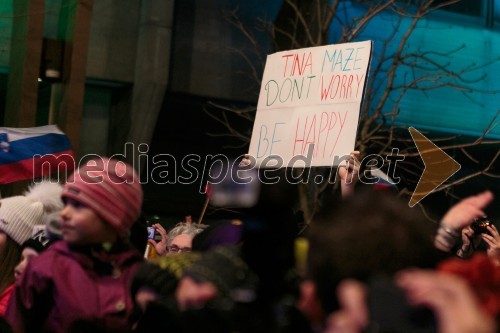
top-left (248, 40), bottom-right (372, 167)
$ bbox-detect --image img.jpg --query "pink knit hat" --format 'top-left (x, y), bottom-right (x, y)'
top-left (62, 158), bottom-right (143, 236)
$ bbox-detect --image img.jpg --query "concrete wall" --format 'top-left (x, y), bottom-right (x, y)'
top-left (169, 0), bottom-right (280, 102)
top-left (86, 0), bottom-right (140, 82)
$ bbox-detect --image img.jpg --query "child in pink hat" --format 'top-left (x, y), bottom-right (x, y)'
top-left (6, 158), bottom-right (144, 333)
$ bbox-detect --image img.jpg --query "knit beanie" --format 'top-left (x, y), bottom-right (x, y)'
top-left (61, 158), bottom-right (143, 237)
top-left (185, 245), bottom-right (259, 302)
top-left (192, 219), bottom-right (243, 252)
top-left (0, 181), bottom-right (63, 246)
top-left (131, 253), bottom-right (201, 301)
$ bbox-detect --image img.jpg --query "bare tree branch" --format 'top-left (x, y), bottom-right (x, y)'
top-left (206, 0), bottom-right (499, 223)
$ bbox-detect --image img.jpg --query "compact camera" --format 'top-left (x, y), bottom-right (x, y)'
top-left (471, 216), bottom-right (492, 235)
top-left (147, 226), bottom-right (157, 239)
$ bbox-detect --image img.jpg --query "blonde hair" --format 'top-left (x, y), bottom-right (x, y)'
top-left (0, 233), bottom-right (21, 293)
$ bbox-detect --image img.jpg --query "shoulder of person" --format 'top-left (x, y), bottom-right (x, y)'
top-left (26, 241), bottom-right (81, 274)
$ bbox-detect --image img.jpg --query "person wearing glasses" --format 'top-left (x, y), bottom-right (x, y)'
top-left (148, 221), bottom-right (205, 256)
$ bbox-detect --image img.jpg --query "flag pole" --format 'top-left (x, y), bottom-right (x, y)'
top-left (197, 183), bottom-right (210, 224)
top-left (197, 196), bottom-right (210, 224)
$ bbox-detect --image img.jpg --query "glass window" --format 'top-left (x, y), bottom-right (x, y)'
top-left (433, 0), bottom-right (485, 17)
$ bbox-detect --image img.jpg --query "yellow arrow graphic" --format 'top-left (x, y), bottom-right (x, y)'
top-left (409, 127), bottom-right (461, 207)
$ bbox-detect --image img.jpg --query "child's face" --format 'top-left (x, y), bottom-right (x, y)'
top-left (14, 247), bottom-right (39, 279)
top-left (60, 198), bottom-right (118, 246)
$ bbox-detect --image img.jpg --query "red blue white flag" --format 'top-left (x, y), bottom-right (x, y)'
top-left (0, 125), bottom-right (75, 184)
top-left (370, 168), bottom-right (399, 193)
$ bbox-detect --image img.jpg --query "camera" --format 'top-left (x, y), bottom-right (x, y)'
top-left (147, 227), bottom-right (156, 239)
top-left (471, 216), bottom-right (492, 235)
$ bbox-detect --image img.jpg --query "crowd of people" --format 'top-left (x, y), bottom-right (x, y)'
top-left (0, 155), bottom-right (498, 333)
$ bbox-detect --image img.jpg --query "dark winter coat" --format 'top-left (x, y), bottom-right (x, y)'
top-left (5, 241), bottom-right (142, 333)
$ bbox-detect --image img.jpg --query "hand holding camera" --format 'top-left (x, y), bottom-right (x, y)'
top-left (457, 227), bottom-right (475, 259)
top-left (456, 216), bottom-right (499, 264)
top-left (147, 223), bottom-right (169, 256)
top-left (435, 191), bottom-right (493, 252)
top-left (471, 217), bottom-right (492, 236)
top-left (480, 222), bottom-right (500, 266)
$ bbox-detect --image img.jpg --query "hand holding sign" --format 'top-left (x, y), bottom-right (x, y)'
top-left (338, 151), bottom-right (361, 198)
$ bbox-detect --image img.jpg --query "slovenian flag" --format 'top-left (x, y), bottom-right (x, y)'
top-left (0, 125), bottom-right (75, 184)
top-left (370, 168), bottom-right (399, 193)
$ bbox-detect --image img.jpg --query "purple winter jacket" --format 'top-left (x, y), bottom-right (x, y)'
top-left (5, 241), bottom-right (143, 333)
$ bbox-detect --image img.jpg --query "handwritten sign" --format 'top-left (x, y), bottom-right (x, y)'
top-left (248, 41), bottom-right (372, 167)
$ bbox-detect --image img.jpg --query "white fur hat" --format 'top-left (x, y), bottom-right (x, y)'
top-left (0, 181), bottom-right (63, 245)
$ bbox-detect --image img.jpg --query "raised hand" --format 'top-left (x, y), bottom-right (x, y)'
top-left (456, 226), bottom-right (476, 259)
top-left (148, 223), bottom-right (169, 256)
top-left (435, 191), bottom-right (494, 252)
top-left (396, 269), bottom-right (496, 333)
top-left (482, 225), bottom-right (500, 266)
top-left (441, 191), bottom-right (493, 230)
top-left (339, 151), bottom-right (361, 198)
top-left (322, 279), bottom-right (368, 333)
